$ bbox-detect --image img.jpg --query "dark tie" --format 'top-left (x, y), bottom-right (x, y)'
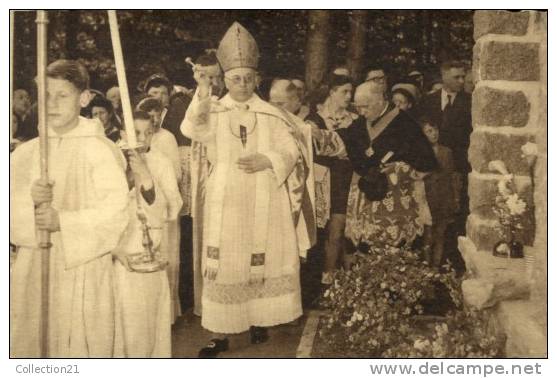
top-left (445, 94), bottom-right (453, 111)
top-left (441, 94), bottom-right (453, 144)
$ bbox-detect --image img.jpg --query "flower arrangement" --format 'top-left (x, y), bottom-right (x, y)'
top-left (488, 160), bottom-right (528, 258)
top-left (383, 308), bottom-right (503, 358)
top-left (318, 247), bottom-right (505, 357)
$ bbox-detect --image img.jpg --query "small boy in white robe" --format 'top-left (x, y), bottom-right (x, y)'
top-left (112, 111), bottom-right (182, 357)
top-left (136, 96), bottom-right (183, 322)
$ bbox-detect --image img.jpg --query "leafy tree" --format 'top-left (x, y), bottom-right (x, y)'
top-left (12, 10), bottom-right (473, 98)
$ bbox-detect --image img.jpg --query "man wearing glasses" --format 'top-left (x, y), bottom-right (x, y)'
top-left (181, 22), bottom-right (312, 358)
top-left (365, 65), bottom-right (388, 96)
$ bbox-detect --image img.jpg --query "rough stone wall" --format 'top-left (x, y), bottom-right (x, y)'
top-left (468, 10), bottom-right (547, 356)
top-left (530, 11), bottom-right (547, 338)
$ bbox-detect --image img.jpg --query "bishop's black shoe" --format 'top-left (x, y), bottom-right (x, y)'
top-left (249, 326), bottom-right (269, 344)
top-left (198, 338), bottom-right (229, 358)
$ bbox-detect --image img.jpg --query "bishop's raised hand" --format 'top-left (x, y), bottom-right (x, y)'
top-left (192, 65), bottom-right (213, 99)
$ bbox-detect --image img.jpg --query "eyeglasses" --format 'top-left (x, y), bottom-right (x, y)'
top-left (352, 103), bottom-right (368, 109)
top-left (366, 75), bottom-right (386, 84)
top-left (224, 74), bottom-right (255, 85)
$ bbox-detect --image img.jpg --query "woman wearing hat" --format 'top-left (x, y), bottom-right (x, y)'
top-left (391, 83), bottom-right (431, 235)
top-left (391, 82), bottom-right (420, 117)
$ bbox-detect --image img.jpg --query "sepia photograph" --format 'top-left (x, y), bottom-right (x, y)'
top-left (5, 5), bottom-right (549, 373)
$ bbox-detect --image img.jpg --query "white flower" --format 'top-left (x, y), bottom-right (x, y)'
top-left (413, 339), bottom-right (431, 351)
top-left (521, 142), bottom-right (538, 157)
top-left (497, 179), bottom-right (512, 196)
top-left (487, 160), bottom-right (509, 175)
top-left (380, 282), bottom-right (388, 289)
top-left (347, 320), bottom-right (354, 327)
top-left (435, 323), bottom-right (449, 335)
top-left (506, 194), bottom-right (526, 215)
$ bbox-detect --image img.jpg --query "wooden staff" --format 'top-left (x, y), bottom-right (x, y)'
top-left (36, 9), bottom-right (51, 358)
top-left (10, 11), bottom-right (14, 142)
top-left (107, 10), bottom-right (136, 147)
top-left (108, 10), bottom-right (162, 272)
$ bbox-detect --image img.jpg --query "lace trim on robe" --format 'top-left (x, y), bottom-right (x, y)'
top-left (203, 274), bottom-right (298, 304)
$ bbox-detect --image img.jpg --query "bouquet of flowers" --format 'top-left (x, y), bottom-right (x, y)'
top-left (488, 161), bottom-right (527, 257)
top-left (319, 246), bottom-right (440, 357)
top-left (318, 246), bottom-right (505, 357)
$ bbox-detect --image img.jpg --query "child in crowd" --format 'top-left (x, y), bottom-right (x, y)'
top-left (420, 119), bottom-right (459, 267)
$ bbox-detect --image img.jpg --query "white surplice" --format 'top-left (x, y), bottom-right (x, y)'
top-left (10, 117), bottom-right (129, 357)
top-left (151, 128), bottom-right (183, 322)
top-left (181, 92), bottom-right (307, 334)
top-left (113, 149), bottom-right (182, 358)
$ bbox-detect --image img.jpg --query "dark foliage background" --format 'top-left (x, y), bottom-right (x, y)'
top-left (12, 10), bottom-right (473, 97)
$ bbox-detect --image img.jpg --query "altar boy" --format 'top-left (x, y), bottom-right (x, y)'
top-left (112, 111), bottom-right (182, 357)
top-left (10, 59), bottom-right (129, 357)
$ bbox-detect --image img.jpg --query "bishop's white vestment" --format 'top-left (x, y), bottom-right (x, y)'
top-left (181, 92), bottom-right (313, 333)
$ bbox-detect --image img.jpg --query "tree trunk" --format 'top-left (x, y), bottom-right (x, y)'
top-left (64, 10), bottom-right (79, 60)
top-left (417, 11), bottom-right (427, 66)
top-left (438, 10), bottom-right (452, 63)
top-left (346, 10), bottom-right (367, 82)
top-left (425, 11), bottom-right (433, 65)
top-left (305, 10), bottom-right (330, 92)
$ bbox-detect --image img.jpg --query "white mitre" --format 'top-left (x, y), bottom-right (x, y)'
top-left (216, 22), bottom-right (259, 72)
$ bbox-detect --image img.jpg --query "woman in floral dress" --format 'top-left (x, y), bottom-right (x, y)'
top-left (338, 94), bottom-right (437, 251)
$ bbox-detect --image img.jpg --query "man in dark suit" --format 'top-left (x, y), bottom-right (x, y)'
top-left (417, 60), bottom-right (472, 272)
top-left (418, 60), bottom-right (471, 179)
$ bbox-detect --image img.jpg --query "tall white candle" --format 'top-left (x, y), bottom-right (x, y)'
top-left (107, 10), bottom-right (136, 147)
top-left (10, 10), bottom-right (15, 142)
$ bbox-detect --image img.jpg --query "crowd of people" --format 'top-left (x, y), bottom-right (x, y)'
top-left (10, 21), bottom-right (472, 358)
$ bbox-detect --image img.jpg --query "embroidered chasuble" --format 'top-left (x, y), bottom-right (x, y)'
top-left (181, 92), bottom-right (311, 333)
top-left (10, 117), bottom-right (129, 357)
top-left (189, 139), bottom-right (211, 316)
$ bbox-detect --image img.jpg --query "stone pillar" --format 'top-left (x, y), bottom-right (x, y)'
top-left (460, 10), bottom-right (546, 357)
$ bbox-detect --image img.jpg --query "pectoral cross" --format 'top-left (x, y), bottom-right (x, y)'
top-left (240, 125), bottom-right (247, 149)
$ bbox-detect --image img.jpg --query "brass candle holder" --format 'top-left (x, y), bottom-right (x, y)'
top-left (121, 143), bottom-right (168, 273)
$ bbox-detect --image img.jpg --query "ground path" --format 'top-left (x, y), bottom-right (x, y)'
top-left (171, 312), bottom-right (314, 358)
